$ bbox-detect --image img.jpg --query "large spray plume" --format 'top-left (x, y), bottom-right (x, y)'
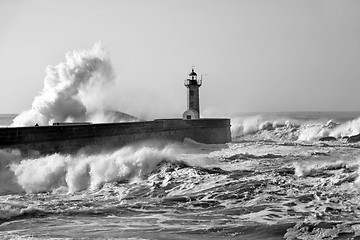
top-left (12, 43), bottom-right (132, 126)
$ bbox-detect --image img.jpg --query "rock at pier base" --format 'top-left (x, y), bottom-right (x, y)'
top-left (347, 133), bottom-right (360, 143)
top-left (319, 136), bottom-right (337, 142)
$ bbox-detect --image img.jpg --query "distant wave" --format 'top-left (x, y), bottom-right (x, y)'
top-left (231, 114), bottom-right (360, 142)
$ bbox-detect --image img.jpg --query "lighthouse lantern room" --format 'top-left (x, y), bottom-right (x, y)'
top-left (183, 68), bottom-right (202, 120)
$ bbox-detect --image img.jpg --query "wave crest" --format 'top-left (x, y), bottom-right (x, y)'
top-left (4, 145), bottom-right (177, 194)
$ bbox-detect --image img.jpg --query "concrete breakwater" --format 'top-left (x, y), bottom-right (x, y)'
top-left (0, 118), bottom-right (231, 154)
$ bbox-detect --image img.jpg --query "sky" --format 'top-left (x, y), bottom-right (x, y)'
top-left (0, 0), bottom-right (360, 118)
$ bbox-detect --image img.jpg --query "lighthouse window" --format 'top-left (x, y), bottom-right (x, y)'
top-left (189, 90), bottom-right (194, 96)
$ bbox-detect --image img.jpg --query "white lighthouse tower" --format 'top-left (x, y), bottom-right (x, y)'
top-left (183, 68), bottom-right (202, 120)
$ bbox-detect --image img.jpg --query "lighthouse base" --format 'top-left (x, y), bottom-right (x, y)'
top-left (183, 109), bottom-right (199, 120)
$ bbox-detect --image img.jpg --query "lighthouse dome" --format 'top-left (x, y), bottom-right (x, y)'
top-left (189, 69), bottom-right (197, 76)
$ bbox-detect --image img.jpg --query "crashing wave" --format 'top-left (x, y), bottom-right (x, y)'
top-left (12, 43), bottom-right (135, 127)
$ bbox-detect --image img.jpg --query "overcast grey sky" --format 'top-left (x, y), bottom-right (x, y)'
top-left (1, 0), bottom-right (360, 117)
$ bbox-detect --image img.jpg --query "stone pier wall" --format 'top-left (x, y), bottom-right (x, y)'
top-left (0, 118), bottom-right (231, 154)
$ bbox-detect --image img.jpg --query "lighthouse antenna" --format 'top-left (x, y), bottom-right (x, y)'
top-left (200, 74), bottom-right (207, 85)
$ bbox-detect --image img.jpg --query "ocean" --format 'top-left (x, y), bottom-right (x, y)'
top-left (2, 112), bottom-right (360, 240)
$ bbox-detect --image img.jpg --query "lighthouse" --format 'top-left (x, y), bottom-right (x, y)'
top-left (183, 68), bottom-right (202, 120)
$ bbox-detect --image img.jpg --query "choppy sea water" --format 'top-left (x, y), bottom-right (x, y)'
top-left (2, 112), bottom-right (360, 239)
